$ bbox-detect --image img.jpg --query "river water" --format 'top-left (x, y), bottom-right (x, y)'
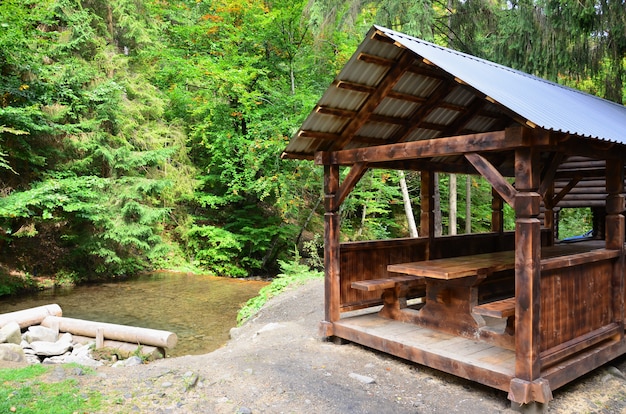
top-left (0, 272), bottom-right (267, 357)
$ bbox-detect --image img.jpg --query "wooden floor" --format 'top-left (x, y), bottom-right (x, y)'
top-left (333, 312), bottom-right (515, 391)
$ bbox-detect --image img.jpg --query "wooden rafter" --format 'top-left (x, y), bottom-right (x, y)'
top-left (327, 51), bottom-right (417, 151)
top-left (390, 79), bottom-right (455, 143)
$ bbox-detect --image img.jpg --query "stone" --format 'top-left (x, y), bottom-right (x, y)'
top-left (30, 340), bottom-right (72, 357)
top-left (57, 332), bottom-right (73, 344)
top-left (24, 326), bottom-right (58, 343)
top-left (125, 356), bottom-right (143, 367)
top-left (0, 321), bottom-right (22, 345)
top-left (112, 355), bottom-right (143, 368)
top-left (60, 355), bottom-right (103, 367)
top-left (349, 372), bottom-right (376, 384)
top-left (0, 343), bottom-right (25, 363)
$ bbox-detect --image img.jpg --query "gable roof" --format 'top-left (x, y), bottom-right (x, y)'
top-left (283, 25), bottom-right (626, 161)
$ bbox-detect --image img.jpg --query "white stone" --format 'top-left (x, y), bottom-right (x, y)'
top-left (0, 321), bottom-right (21, 344)
top-left (349, 372), bottom-right (376, 384)
top-left (30, 340), bottom-right (72, 357)
top-left (0, 343), bottom-right (25, 362)
top-left (57, 332), bottom-right (73, 344)
top-left (24, 326), bottom-right (58, 343)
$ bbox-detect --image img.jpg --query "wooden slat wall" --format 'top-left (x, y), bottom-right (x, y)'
top-left (338, 232), bottom-right (520, 311)
top-left (339, 238), bottom-right (429, 310)
top-left (540, 259), bottom-right (615, 352)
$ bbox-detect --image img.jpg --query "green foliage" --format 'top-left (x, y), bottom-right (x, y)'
top-left (237, 249), bottom-right (323, 324)
top-left (0, 0), bottom-right (616, 290)
top-left (558, 208), bottom-right (593, 240)
top-left (0, 364), bottom-right (102, 413)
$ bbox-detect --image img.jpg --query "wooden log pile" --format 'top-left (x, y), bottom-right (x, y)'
top-left (0, 304), bottom-right (177, 362)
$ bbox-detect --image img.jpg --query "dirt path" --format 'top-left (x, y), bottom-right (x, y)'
top-left (25, 279), bottom-right (626, 412)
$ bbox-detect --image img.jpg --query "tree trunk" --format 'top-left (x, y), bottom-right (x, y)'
top-left (398, 171), bottom-right (418, 237)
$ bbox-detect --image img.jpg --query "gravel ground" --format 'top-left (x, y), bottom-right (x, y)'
top-left (6, 278), bottom-right (626, 413)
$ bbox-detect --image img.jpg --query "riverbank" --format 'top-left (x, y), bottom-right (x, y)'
top-left (4, 278), bottom-right (626, 413)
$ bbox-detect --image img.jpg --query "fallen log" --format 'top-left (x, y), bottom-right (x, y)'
top-left (41, 316), bottom-right (177, 349)
top-left (0, 304), bottom-right (63, 329)
top-left (71, 334), bottom-right (165, 361)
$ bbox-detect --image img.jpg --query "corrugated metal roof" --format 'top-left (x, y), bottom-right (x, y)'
top-left (378, 26), bottom-right (626, 143)
top-left (283, 25), bottom-right (626, 159)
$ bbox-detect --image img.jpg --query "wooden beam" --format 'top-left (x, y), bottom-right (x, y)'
top-left (335, 80), bottom-right (376, 94)
top-left (548, 176), bottom-right (582, 209)
top-left (333, 163), bottom-right (369, 209)
top-left (465, 152), bottom-right (517, 207)
top-left (537, 152), bottom-right (565, 199)
top-left (315, 105), bottom-right (356, 118)
top-left (357, 52), bottom-right (396, 67)
top-left (316, 129), bottom-right (520, 166)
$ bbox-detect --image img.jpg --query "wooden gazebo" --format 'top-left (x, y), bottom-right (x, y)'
top-left (282, 26), bottom-right (626, 410)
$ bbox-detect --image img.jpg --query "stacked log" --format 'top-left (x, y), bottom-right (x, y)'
top-left (0, 304), bottom-right (62, 329)
top-left (41, 315), bottom-right (177, 349)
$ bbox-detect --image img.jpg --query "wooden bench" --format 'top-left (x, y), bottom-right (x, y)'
top-left (351, 275), bottom-right (426, 315)
top-left (351, 275), bottom-right (423, 291)
top-left (473, 297), bottom-right (515, 335)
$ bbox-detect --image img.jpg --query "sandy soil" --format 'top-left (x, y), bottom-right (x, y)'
top-left (7, 278), bottom-right (626, 413)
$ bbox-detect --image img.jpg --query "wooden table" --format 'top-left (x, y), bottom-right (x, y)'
top-left (387, 251), bottom-right (514, 342)
top-left (383, 242), bottom-right (616, 347)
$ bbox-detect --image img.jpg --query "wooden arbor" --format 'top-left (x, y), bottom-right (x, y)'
top-left (283, 26), bottom-right (626, 407)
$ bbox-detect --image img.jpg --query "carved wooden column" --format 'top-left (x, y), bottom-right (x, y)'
top-left (509, 146), bottom-right (552, 405)
top-left (605, 159), bottom-right (625, 328)
top-left (321, 163), bottom-right (340, 337)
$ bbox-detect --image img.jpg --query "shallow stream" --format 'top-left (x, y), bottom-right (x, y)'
top-left (0, 272), bottom-right (267, 357)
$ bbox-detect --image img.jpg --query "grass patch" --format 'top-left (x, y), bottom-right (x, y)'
top-left (0, 364), bottom-right (102, 413)
top-left (237, 252), bottom-right (322, 325)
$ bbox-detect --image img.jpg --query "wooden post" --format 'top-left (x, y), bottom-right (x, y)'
top-left (491, 188), bottom-right (504, 234)
top-left (96, 328), bottom-right (104, 349)
top-left (509, 145), bottom-right (552, 405)
top-left (321, 163), bottom-right (341, 337)
top-left (544, 185), bottom-right (555, 247)
top-left (605, 159), bottom-right (625, 328)
top-left (420, 171), bottom-right (435, 258)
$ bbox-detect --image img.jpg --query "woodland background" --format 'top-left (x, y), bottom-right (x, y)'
top-left (0, 0), bottom-right (624, 289)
